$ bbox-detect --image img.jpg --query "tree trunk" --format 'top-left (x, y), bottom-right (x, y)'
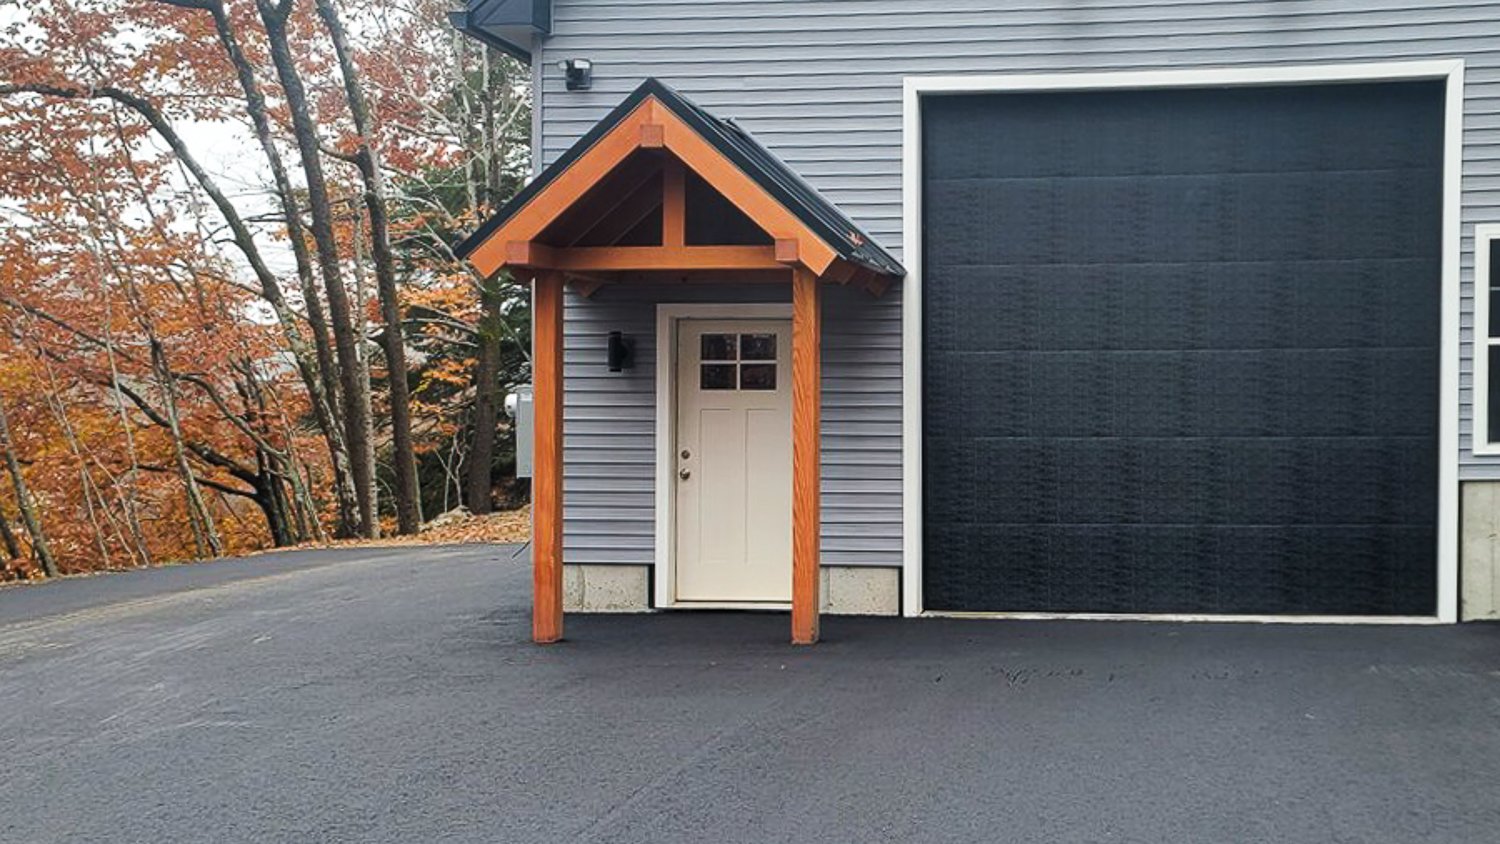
top-left (19, 314), bottom-right (124, 567)
top-left (467, 280), bottom-right (505, 514)
top-left (258, 0), bottom-right (378, 538)
top-left (101, 295), bottom-right (152, 565)
top-left (38, 378), bottom-right (115, 567)
top-left (454, 30), bottom-right (480, 218)
top-left (85, 186), bottom-right (224, 561)
top-left (254, 449), bottom-right (295, 547)
top-left (239, 361), bottom-right (305, 548)
top-left (0, 391), bottom-right (58, 577)
top-left (315, 0), bottom-right (420, 534)
top-left (198, 0), bottom-right (358, 538)
top-left (152, 341), bottom-right (224, 559)
top-left (349, 216), bottom-right (380, 536)
top-left (463, 42), bottom-right (520, 515)
top-left (0, 500), bottom-right (21, 561)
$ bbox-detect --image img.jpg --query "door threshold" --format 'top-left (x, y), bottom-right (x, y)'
top-left (663, 600), bottom-right (792, 611)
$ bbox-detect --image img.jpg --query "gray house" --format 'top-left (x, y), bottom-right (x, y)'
top-left (453, 0), bottom-right (1500, 642)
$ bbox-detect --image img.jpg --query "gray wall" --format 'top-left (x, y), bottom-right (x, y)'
top-left (541, 0), bottom-right (1500, 566)
top-left (564, 282), bottom-right (901, 567)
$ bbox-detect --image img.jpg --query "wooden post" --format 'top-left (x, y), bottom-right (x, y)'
top-left (663, 158), bottom-right (686, 249)
top-left (532, 271), bottom-right (565, 644)
top-left (791, 266), bottom-right (821, 645)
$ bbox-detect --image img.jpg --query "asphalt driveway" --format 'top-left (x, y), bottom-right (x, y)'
top-left (2, 546), bottom-right (1499, 843)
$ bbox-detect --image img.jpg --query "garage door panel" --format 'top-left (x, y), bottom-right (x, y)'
top-left (938, 436), bottom-right (1437, 529)
top-left (922, 442), bottom-right (981, 525)
top-left (924, 83), bottom-right (1446, 183)
top-left (1211, 526), bottom-right (1435, 616)
top-left (922, 524), bottom-right (1436, 615)
top-left (922, 82), bottom-right (1442, 616)
top-left (1205, 260), bottom-right (1442, 350)
top-left (926, 168), bottom-right (1441, 268)
top-left (927, 261), bottom-right (1441, 354)
top-left (1215, 439), bottom-right (1439, 526)
top-left (930, 348), bottom-right (1436, 441)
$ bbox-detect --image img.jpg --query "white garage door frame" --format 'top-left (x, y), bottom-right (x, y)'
top-left (900, 60), bottom-right (1464, 623)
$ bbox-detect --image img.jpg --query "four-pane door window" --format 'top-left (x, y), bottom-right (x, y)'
top-left (699, 332), bottom-right (778, 391)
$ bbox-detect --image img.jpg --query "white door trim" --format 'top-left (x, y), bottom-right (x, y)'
top-left (901, 59), bottom-right (1465, 623)
top-left (654, 302), bottom-right (795, 610)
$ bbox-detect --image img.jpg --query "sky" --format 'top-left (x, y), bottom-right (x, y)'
top-left (173, 117), bottom-right (300, 281)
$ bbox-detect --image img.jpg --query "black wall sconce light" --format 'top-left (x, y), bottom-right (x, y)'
top-left (559, 58), bottom-right (593, 91)
top-left (607, 331), bottom-right (634, 372)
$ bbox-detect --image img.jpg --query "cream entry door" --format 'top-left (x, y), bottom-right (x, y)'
top-left (674, 319), bottom-right (793, 603)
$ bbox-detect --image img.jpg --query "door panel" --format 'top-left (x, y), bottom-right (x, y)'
top-left (675, 319), bottom-right (792, 602)
top-left (921, 81), bottom-right (1444, 615)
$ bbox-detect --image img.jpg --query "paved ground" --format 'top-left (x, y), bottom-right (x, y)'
top-left (2, 547), bottom-right (1500, 843)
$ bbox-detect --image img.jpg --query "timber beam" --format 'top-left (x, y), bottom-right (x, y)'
top-left (506, 242), bottom-right (788, 273)
top-left (791, 265), bottom-right (822, 645)
top-left (532, 270), bottom-right (565, 644)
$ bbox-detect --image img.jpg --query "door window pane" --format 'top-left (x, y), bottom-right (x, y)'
top-left (701, 333), bottom-right (737, 361)
top-left (740, 363), bottom-right (777, 390)
top-left (740, 333), bottom-right (777, 361)
top-left (700, 364), bottom-right (736, 390)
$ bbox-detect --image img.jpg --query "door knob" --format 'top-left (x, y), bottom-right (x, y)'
top-left (678, 467), bottom-right (691, 481)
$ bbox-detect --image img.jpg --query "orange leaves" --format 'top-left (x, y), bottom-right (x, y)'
top-left (3, 0), bottom-right (534, 566)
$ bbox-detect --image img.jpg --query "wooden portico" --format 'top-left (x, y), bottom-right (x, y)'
top-left (457, 79), bottom-right (904, 645)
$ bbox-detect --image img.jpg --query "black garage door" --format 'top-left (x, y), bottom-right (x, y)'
top-left (921, 82), bottom-right (1442, 616)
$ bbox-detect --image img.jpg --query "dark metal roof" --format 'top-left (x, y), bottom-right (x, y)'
top-left (449, 0), bottom-right (550, 62)
top-left (455, 79), bottom-right (906, 278)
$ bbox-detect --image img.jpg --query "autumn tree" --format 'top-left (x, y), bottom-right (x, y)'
top-left (0, 387), bottom-right (57, 576)
top-left (0, 0), bottom-right (531, 572)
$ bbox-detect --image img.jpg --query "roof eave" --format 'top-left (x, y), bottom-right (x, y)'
top-left (448, 10), bottom-right (535, 62)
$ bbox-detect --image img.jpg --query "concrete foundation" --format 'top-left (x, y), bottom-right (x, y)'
top-left (1461, 482), bottom-right (1500, 620)
top-left (563, 565), bottom-right (652, 613)
top-left (561, 564), bottom-right (902, 615)
top-left (819, 566), bottom-right (901, 616)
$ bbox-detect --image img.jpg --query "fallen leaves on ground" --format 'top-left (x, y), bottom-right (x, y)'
top-left (417, 506), bottom-right (531, 545)
top-left (273, 505), bottom-right (531, 553)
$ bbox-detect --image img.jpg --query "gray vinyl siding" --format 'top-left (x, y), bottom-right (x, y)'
top-left (543, 0), bottom-right (1500, 565)
top-left (563, 282), bottom-right (902, 567)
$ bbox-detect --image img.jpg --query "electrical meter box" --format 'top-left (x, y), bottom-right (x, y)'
top-left (504, 385), bottom-right (533, 479)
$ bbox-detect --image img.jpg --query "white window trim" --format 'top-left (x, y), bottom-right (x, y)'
top-left (1473, 225), bottom-right (1500, 456)
top-left (901, 60), bottom-right (1464, 623)
top-left (654, 302), bottom-right (793, 611)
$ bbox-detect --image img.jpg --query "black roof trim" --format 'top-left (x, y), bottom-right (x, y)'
top-left (450, 0), bottom-right (550, 63)
top-left (448, 10), bottom-right (530, 62)
top-left (454, 78), bottom-right (905, 278)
